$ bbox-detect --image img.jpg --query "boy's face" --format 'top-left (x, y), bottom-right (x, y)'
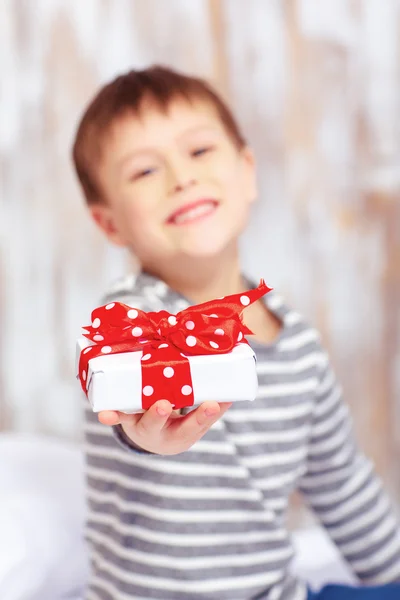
top-left (91, 97), bottom-right (257, 266)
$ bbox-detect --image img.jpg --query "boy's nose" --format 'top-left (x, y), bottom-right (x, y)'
top-left (172, 178), bottom-right (196, 194)
top-left (167, 158), bottom-right (197, 195)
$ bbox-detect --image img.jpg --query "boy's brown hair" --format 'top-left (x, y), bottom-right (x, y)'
top-left (72, 65), bottom-right (246, 205)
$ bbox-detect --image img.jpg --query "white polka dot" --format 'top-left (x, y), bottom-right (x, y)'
top-left (157, 328), bottom-right (161, 335)
top-left (163, 367), bottom-right (174, 378)
top-left (181, 385), bottom-right (192, 396)
top-left (240, 295), bottom-right (250, 306)
top-left (185, 320), bottom-right (195, 330)
top-left (237, 332), bottom-right (243, 341)
top-left (82, 370), bottom-right (86, 381)
top-left (105, 303), bottom-right (115, 310)
top-left (92, 317), bottom-right (101, 329)
top-left (83, 347), bottom-right (92, 354)
top-left (132, 327), bottom-right (143, 337)
top-left (209, 314), bottom-right (218, 318)
top-left (168, 315), bottom-right (177, 326)
top-left (101, 346), bottom-right (112, 354)
top-left (158, 343), bottom-right (169, 349)
top-left (143, 386), bottom-right (154, 396)
top-left (93, 335), bottom-right (104, 342)
top-left (141, 353), bottom-right (151, 361)
top-left (186, 336), bottom-right (197, 347)
top-left (215, 328), bottom-right (225, 336)
top-left (128, 309), bottom-right (138, 319)
top-left (210, 341), bottom-right (219, 349)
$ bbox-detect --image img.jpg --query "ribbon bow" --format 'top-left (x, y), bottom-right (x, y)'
top-left (78, 279), bottom-right (271, 410)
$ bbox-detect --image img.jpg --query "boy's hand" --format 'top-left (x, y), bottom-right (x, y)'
top-left (97, 400), bottom-right (232, 455)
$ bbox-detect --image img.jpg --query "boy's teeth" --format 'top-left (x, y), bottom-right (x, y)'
top-left (173, 202), bottom-right (215, 224)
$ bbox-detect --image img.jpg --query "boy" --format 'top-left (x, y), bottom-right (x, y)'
top-left (72, 66), bottom-right (400, 599)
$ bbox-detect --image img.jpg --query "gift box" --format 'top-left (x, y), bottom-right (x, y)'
top-left (76, 279), bottom-right (272, 413)
top-left (76, 339), bottom-right (258, 413)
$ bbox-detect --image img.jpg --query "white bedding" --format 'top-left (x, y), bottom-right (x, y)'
top-left (0, 433), bottom-right (354, 600)
top-left (0, 433), bottom-right (89, 600)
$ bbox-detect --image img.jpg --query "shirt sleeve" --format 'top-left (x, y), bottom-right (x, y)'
top-left (299, 351), bottom-right (400, 584)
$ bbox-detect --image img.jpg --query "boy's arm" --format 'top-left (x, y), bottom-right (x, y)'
top-left (299, 351), bottom-right (400, 584)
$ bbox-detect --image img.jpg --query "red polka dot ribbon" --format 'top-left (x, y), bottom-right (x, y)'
top-left (78, 279), bottom-right (272, 410)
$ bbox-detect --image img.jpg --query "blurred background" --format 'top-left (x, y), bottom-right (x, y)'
top-left (1, 0), bottom-right (400, 597)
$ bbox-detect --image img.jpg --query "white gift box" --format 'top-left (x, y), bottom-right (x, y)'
top-left (76, 338), bottom-right (258, 413)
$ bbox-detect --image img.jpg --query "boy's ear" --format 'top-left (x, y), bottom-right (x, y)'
top-left (242, 146), bottom-right (258, 204)
top-left (89, 204), bottom-right (127, 247)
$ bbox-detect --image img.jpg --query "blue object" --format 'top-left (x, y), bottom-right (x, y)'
top-left (308, 584), bottom-right (400, 599)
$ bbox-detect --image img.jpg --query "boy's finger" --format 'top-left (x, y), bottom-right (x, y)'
top-left (194, 401), bottom-right (221, 427)
top-left (169, 401), bottom-right (232, 440)
top-left (135, 400), bottom-right (174, 438)
top-left (98, 410), bottom-right (145, 428)
top-left (98, 410), bottom-right (121, 426)
top-left (197, 401), bottom-right (232, 427)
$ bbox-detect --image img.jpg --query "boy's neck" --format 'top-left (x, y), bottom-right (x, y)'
top-left (145, 246), bottom-right (247, 305)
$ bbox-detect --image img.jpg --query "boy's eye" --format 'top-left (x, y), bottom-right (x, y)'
top-left (191, 146), bottom-right (213, 157)
top-left (131, 167), bottom-right (156, 181)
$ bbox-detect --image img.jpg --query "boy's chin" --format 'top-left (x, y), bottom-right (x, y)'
top-left (166, 214), bottom-right (246, 260)
top-left (176, 236), bottom-right (238, 259)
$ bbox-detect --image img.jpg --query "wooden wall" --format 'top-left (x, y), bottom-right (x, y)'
top-left (1, 0), bottom-right (399, 499)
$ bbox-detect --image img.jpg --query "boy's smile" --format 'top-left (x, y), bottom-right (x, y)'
top-left (91, 97), bottom-right (257, 271)
top-left (166, 197), bottom-right (219, 226)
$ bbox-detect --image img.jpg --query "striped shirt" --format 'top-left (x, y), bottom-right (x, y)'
top-left (83, 272), bottom-right (400, 600)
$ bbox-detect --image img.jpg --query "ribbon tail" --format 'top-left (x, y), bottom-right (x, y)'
top-left (247, 279), bottom-right (273, 303)
top-left (242, 325), bottom-right (254, 335)
top-left (219, 278), bottom-right (273, 313)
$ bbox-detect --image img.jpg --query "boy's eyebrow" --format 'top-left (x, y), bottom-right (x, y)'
top-left (117, 125), bottom-right (220, 170)
top-left (117, 148), bottom-right (157, 169)
top-left (178, 124), bottom-right (220, 138)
